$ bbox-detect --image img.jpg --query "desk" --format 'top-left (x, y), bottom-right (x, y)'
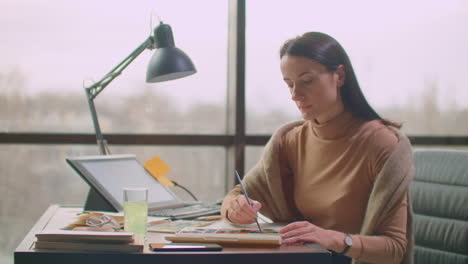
top-left (15, 205), bottom-right (331, 264)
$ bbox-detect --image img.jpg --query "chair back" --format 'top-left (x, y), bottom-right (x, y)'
top-left (411, 149), bottom-right (468, 264)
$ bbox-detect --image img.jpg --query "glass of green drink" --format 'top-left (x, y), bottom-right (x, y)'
top-left (123, 187), bottom-right (148, 245)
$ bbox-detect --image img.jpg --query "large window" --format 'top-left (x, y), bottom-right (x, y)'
top-left (1, 0), bottom-right (228, 134)
top-left (246, 0), bottom-right (468, 135)
top-left (0, 1), bottom-right (228, 263)
top-left (1, 1), bottom-right (467, 264)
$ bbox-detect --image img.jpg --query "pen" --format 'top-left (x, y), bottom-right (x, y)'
top-left (234, 170), bottom-right (263, 232)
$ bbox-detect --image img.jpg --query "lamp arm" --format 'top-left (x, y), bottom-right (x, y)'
top-left (85, 36), bottom-right (154, 155)
top-left (85, 87), bottom-right (108, 154)
top-left (87, 36), bottom-right (154, 99)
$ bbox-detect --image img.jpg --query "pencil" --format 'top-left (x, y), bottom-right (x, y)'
top-left (234, 170), bottom-right (263, 233)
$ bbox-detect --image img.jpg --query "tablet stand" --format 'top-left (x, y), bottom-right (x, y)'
top-left (84, 188), bottom-right (118, 212)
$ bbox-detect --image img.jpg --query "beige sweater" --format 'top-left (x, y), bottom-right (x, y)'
top-left (222, 118), bottom-right (414, 264)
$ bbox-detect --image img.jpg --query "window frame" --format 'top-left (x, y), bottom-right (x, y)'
top-left (1, 0), bottom-right (467, 190)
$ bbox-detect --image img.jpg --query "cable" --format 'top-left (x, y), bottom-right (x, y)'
top-left (171, 181), bottom-right (198, 201)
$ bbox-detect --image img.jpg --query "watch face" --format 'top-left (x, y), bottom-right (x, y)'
top-left (345, 234), bottom-right (353, 246)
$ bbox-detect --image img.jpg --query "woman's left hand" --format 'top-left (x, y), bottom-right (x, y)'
top-left (279, 221), bottom-right (340, 251)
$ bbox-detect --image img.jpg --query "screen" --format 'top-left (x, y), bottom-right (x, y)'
top-left (78, 158), bottom-right (176, 207)
top-left (164, 245), bottom-right (206, 249)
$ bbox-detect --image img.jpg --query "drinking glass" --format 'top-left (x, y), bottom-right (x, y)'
top-left (123, 187), bottom-right (148, 244)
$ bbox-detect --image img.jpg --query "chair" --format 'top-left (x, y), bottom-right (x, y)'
top-left (411, 149), bottom-right (468, 264)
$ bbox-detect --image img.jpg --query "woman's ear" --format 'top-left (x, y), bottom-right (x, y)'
top-left (336, 65), bottom-right (345, 87)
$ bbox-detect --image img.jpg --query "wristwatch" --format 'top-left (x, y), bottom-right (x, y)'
top-left (338, 233), bottom-right (353, 255)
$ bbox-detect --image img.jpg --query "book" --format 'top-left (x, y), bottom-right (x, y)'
top-left (34, 240), bottom-right (143, 253)
top-left (165, 227), bottom-right (281, 247)
top-left (35, 230), bottom-right (134, 244)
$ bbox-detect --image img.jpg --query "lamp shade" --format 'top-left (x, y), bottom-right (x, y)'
top-left (146, 47), bottom-right (196, 82)
top-left (146, 22), bottom-right (196, 83)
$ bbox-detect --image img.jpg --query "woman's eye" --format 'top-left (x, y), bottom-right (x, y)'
top-left (302, 79), bottom-right (313, 84)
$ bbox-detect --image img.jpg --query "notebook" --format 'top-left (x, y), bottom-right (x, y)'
top-left (66, 154), bottom-right (220, 220)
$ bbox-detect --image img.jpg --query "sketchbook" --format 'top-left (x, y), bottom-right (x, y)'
top-left (147, 219), bottom-right (215, 233)
top-left (165, 227), bottom-right (281, 247)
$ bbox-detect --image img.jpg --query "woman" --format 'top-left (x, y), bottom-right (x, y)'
top-left (221, 32), bottom-right (414, 264)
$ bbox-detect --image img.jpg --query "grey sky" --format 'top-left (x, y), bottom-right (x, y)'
top-left (1, 0), bottom-right (467, 114)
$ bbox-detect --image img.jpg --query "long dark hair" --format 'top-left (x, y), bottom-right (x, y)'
top-left (280, 32), bottom-right (401, 128)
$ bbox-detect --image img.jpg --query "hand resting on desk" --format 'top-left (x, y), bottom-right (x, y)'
top-left (280, 221), bottom-right (345, 253)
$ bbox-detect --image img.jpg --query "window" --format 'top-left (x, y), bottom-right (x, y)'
top-left (1, 0), bottom-right (228, 134)
top-left (1, 1), bottom-right (467, 263)
top-left (246, 0), bottom-right (468, 135)
top-left (0, 1), bottom-right (228, 263)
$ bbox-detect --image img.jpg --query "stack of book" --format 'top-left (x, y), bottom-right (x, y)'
top-left (34, 230), bottom-right (143, 253)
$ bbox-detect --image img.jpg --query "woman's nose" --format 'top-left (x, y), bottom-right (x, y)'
top-left (290, 86), bottom-right (304, 101)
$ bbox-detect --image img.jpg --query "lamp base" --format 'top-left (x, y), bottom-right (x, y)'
top-left (83, 188), bottom-right (118, 212)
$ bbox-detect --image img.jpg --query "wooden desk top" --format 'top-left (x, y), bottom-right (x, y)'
top-left (15, 205), bottom-right (331, 264)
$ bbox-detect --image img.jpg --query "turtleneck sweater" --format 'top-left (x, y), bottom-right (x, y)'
top-left (281, 111), bottom-right (408, 263)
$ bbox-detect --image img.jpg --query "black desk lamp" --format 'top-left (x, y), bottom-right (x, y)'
top-left (85, 21), bottom-right (196, 155)
top-left (83, 21), bottom-right (196, 211)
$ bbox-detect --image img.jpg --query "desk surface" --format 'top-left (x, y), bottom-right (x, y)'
top-left (15, 205), bottom-right (331, 264)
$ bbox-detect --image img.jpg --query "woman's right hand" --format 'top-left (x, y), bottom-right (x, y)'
top-left (226, 195), bottom-right (262, 224)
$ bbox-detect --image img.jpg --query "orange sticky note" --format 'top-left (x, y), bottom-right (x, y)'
top-left (144, 156), bottom-right (174, 187)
